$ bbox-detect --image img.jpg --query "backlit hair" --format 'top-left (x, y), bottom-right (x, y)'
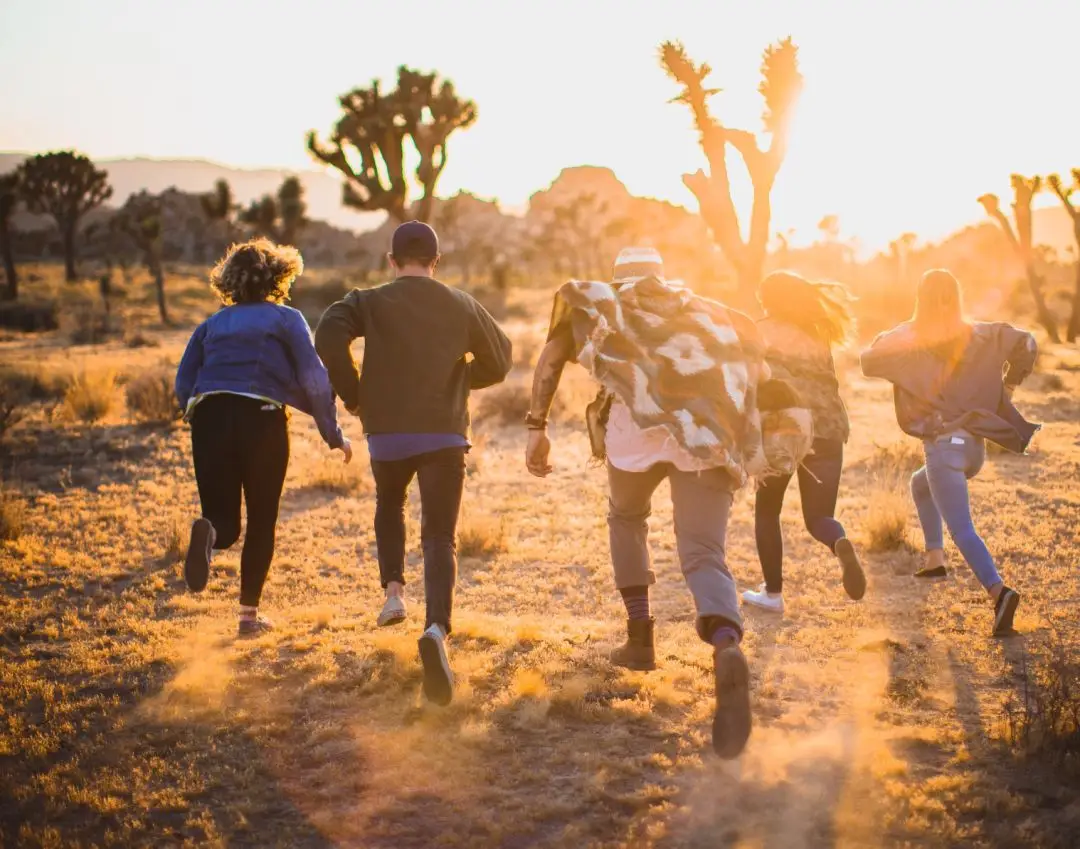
top-left (210, 238), bottom-right (303, 305)
top-left (758, 270), bottom-right (856, 347)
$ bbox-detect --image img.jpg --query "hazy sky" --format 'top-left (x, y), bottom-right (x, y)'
top-left (2, 0), bottom-right (1077, 249)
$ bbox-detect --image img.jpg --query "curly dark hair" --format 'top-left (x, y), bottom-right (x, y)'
top-left (209, 238), bottom-right (303, 305)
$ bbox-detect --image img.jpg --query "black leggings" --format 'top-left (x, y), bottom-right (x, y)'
top-left (371, 447), bottom-right (466, 634)
top-left (754, 437), bottom-right (846, 594)
top-left (191, 394), bottom-right (290, 607)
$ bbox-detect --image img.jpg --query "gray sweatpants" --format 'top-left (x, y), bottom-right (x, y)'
top-left (607, 462), bottom-right (743, 641)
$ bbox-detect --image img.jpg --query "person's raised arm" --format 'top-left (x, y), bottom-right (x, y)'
top-left (467, 301), bottom-right (513, 389)
top-left (314, 290), bottom-right (365, 414)
top-left (174, 322), bottom-right (207, 414)
top-left (285, 309), bottom-right (348, 456)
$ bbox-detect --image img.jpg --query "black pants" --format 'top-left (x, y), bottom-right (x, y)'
top-left (371, 447), bottom-right (466, 634)
top-left (190, 394), bottom-right (290, 607)
top-left (754, 437), bottom-right (846, 594)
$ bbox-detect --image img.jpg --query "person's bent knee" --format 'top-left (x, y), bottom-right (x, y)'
top-left (213, 522), bottom-right (241, 550)
top-left (697, 614), bottom-right (743, 644)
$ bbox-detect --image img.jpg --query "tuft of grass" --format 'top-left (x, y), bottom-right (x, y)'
top-left (63, 370), bottom-right (116, 424)
top-left (0, 480), bottom-right (27, 541)
top-left (865, 480), bottom-right (911, 552)
top-left (511, 668), bottom-right (549, 700)
top-left (458, 514), bottom-right (508, 558)
top-left (303, 457), bottom-right (369, 495)
top-left (1002, 626), bottom-right (1080, 772)
top-left (864, 440), bottom-right (925, 477)
top-left (125, 371), bottom-right (181, 424)
top-left (473, 380), bottom-right (532, 427)
top-left (162, 514), bottom-right (187, 562)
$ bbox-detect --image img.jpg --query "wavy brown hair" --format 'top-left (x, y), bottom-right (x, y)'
top-left (759, 270), bottom-right (856, 347)
top-left (209, 238), bottom-right (303, 305)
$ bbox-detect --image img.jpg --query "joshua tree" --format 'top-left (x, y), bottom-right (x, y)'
top-left (308, 66), bottom-right (478, 224)
top-left (17, 151), bottom-right (112, 282)
top-left (115, 191), bottom-right (168, 325)
top-left (238, 176), bottom-right (308, 246)
top-left (201, 178), bottom-right (239, 232)
top-left (661, 38), bottom-right (803, 305)
top-left (0, 172), bottom-right (20, 300)
top-left (978, 176), bottom-right (1060, 342)
top-left (1047, 169), bottom-right (1080, 342)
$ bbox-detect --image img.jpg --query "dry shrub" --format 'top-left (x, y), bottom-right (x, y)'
top-left (304, 457), bottom-right (369, 495)
top-left (63, 370), bottom-right (117, 423)
top-left (0, 369), bottom-right (54, 441)
top-left (473, 380), bottom-right (531, 427)
top-left (125, 371), bottom-right (180, 424)
top-left (0, 300), bottom-right (59, 332)
top-left (0, 479), bottom-right (26, 541)
top-left (125, 331), bottom-right (160, 349)
top-left (63, 300), bottom-right (111, 346)
top-left (162, 514), bottom-right (186, 562)
top-left (1002, 627), bottom-right (1080, 773)
top-left (864, 440), bottom-right (924, 477)
top-left (458, 514), bottom-right (508, 558)
top-left (865, 477), bottom-right (911, 552)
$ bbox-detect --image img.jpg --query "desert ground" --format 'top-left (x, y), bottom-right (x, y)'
top-left (1, 269), bottom-right (1078, 848)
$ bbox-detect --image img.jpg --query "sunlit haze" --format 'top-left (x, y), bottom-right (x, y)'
top-left (2, 0), bottom-right (1076, 249)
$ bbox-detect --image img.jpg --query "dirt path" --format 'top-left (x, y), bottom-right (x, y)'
top-left (2, 350), bottom-right (1077, 847)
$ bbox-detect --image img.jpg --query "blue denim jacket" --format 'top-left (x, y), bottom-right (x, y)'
top-left (175, 302), bottom-right (344, 449)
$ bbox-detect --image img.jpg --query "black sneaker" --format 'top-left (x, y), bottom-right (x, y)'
top-left (237, 614), bottom-right (274, 638)
top-left (835, 538), bottom-right (866, 600)
top-left (993, 587), bottom-right (1020, 636)
top-left (418, 626), bottom-right (454, 706)
top-left (184, 518), bottom-right (215, 592)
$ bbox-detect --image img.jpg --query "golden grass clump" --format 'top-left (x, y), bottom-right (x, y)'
top-left (125, 371), bottom-right (181, 424)
top-left (865, 481), bottom-right (911, 552)
top-left (0, 480), bottom-right (27, 541)
top-left (457, 514), bottom-right (508, 558)
top-left (63, 370), bottom-right (117, 423)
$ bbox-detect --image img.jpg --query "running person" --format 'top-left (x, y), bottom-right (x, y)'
top-left (525, 247), bottom-right (770, 758)
top-left (861, 269), bottom-right (1038, 636)
top-left (175, 239), bottom-right (351, 637)
top-left (742, 271), bottom-right (866, 613)
top-left (315, 221), bottom-right (512, 706)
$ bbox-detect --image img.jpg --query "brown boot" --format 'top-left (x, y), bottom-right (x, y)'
top-left (609, 617), bottom-right (657, 671)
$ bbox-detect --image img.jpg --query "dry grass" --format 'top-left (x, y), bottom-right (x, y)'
top-left (125, 371), bottom-right (181, 424)
top-left (457, 513), bottom-right (509, 558)
top-left (62, 369), bottom-right (117, 423)
top-left (1, 278), bottom-right (1079, 848)
top-left (864, 481), bottom-right (912, 552)
top-left (0, 480), bottom-right (26, 541)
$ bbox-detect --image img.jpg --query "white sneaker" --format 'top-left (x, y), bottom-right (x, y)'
top-left (418, 624), bottom-right (454, 706)
top-left (742, 584), bottom-right (784, 613)
top-left (377, 594), bottom-right (407, 627)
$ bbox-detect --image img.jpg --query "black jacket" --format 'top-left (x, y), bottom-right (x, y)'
top-left (314, 276), bottom-right (512, 436)
top-left (861, 321), bottom-right (1039, 453)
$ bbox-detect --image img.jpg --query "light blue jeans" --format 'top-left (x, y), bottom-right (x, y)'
top-left (910, 435), bottom-right (1002, 589)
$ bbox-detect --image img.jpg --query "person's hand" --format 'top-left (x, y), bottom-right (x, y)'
top-left (339, 437), bottom-right (354, 464)
top-left (526, 429), bottom-right (553, 478)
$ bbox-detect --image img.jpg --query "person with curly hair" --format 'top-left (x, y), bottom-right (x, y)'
top-left (742, 270), bottom-right (867, 614)
top-left (175, 238), bottom-right (352, 637)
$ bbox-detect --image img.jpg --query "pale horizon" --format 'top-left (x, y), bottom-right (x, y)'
top-left (2, 0), bottom-right (1077, 251)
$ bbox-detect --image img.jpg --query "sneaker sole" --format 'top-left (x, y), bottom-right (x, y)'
top-left (610, 655), bottom-right (658, 672)
top-left (993, 591), bottom-right (1020, 637)
top-left (418, 634), bottom-right (454, 706)
top-left (713, 647), bottom-right (752, 759)
top-left (377, 612), bottom-right (407, 628)
top-left (184, 518), bottom-right (212, 593)
top-left (836, 538), bottom-right (866, 601)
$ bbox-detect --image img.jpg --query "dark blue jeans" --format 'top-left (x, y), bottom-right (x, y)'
top-left (371, 447), bottom-right (466, 633)
top-left (754, 438), bottom-right (847, 594)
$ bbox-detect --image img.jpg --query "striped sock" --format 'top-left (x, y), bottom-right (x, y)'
top-left (620, 587), bottom-right (651, 620)
top-left (239, 605), bottom-right (258, 622)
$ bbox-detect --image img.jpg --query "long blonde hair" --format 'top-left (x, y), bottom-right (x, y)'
top-left (912, 269), bottom-right (971, 361)
top-left (759, 270), bottom-right (856, 347)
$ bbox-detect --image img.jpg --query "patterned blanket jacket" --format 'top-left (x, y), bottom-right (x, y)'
top-left (552, 276), bottom-right (814, 487)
